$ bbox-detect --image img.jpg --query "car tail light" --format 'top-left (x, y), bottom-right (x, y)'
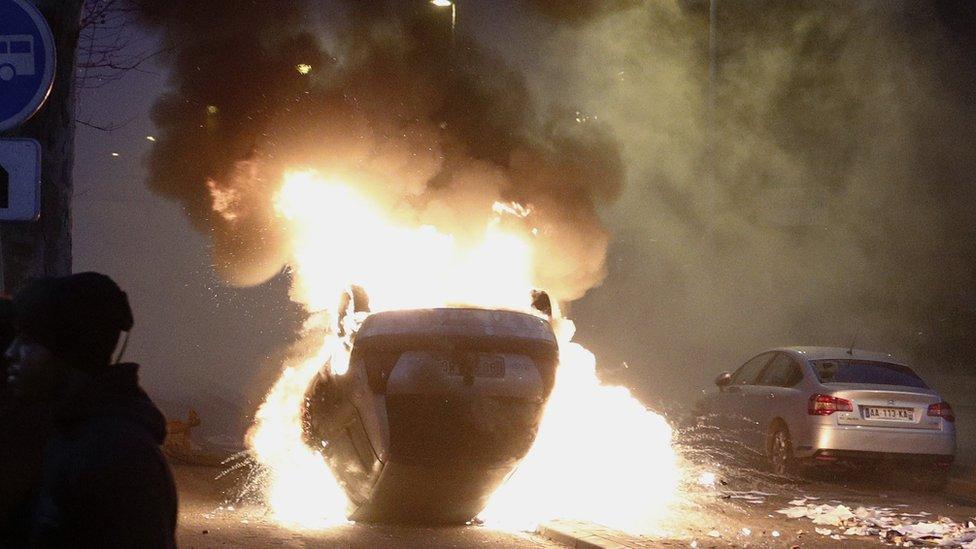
top-left (928, 401), bottom-right (955, 422)
top-left (808, 394), bottom-right (854, 415)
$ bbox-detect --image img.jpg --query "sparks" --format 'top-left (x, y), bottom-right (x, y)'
top-left (492, 200), bottom-right (533, 219)
top-left (697, 471), bottom-right (717, 488)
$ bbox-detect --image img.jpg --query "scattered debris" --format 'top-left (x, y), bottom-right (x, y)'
top-left (707, 530), bottom-right (721, 538)
top-left (788, 497), bottom-right (819, 505)
top-left (779, 507), bottom-right (808, 519)
top-left (777, 501), bottom-right (976, 547)
top-left (722, 490), bottom-right (773, 505)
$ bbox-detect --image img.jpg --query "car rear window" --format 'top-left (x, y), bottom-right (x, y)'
top-left (810, 359), bottom-right (927, 388)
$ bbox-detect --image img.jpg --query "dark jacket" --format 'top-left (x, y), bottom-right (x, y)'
top-left (31, 363), bottom-right (177, 548)
top-left (0, 398), bottom-right (54, 546)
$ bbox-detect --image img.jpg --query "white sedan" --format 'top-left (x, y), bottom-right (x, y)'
top-left (696, 347), bottom-right (955, 480)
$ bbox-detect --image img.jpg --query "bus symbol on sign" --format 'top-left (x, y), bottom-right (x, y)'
top-left (0, 0), bottom-right (56, 132)
top-left (0, 34), bottom-right (35, 81)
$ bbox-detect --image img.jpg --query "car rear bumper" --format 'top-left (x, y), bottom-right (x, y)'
top-left (794, 424), bottom-right (955, 458)
top-left (806, 449), bottom-right (954, 466)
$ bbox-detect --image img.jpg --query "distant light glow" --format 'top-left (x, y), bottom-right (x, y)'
top-left (206, 105), bottom-right (219, 115)
top-left (296, 64), bottom-right (312, 75)
top-left (430, 0), bottom-right (453, 6)
top-left (146, 135), bottom-right (156, 142)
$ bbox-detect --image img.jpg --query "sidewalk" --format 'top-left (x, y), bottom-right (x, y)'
top-left (940, 401), bottom-right (975, 502)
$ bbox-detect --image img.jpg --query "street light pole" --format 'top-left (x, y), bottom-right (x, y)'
top-left (706, 0), bottom-right (719, 233)
top-left (430, 0), bottom-right (456, 49)
top-left (708, 0), bottom-right (718, 115)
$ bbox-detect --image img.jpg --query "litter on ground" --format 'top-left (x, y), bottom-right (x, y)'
top-left (776, 500), bottom-right (976, 547)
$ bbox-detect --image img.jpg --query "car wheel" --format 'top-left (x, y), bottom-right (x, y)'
top-left (769, 426), bottom-right (795, 476)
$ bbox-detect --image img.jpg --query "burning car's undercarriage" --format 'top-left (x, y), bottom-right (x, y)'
top-left (301, 295), bottom-right (559, 524)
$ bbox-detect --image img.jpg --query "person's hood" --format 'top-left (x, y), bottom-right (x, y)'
top-left (57, 363), bottom-right (167, 445)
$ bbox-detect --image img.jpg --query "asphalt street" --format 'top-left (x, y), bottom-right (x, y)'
top-left (173, 464), bottom-right (563, 548)
top-left (172, 457), bottom-right (976, 548)
top-left (664, 466), bottom-right (976, 548)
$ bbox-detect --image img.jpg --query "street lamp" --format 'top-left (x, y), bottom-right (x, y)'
top-left (430, 0), bottom-right (456, 47)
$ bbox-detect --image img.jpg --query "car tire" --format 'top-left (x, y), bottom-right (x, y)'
top-left (769, 425), bottom-right (796, 476)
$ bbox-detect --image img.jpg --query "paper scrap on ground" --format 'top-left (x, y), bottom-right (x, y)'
top-left (777, 501), bottom-right (976, 547)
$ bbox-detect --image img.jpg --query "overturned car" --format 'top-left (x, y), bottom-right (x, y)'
top-left (302, 297), bottom-right (559, 524)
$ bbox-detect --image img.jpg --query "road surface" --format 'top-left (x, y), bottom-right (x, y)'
top-left (653, 462), bottom-right (976, 548)
top-left (173, 464), bottom-right (562, 548)
top-left (173, 457), bottom-right (976, 548)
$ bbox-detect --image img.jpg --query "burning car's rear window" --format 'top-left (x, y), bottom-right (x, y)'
top-left (810, 360), bottom-right (927, 388)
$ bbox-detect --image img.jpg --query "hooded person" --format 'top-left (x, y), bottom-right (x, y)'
top-left (5, 272), bottom-right (177, 548)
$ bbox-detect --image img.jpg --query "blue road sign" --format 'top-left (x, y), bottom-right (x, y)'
top-left (0, 138), bottom-right (40, 220)
top-left (0, 0), bottom-right (56, 132)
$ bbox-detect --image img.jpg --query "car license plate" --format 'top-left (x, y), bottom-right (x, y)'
top-left (863, 406), bottom-right (914, 421)
top-left (444, 355), bottom-right (505, 378)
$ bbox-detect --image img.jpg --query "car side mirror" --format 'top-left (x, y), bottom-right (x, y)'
top-left (715, 372), bottom-right (732, 388)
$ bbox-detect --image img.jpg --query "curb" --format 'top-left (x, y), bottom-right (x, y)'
top-left (537, 520), bottom-right (670, 549)
top-left (947, 464), bottom-right (976, 504)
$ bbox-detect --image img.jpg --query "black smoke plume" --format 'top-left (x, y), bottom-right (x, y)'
top-left (133, 0), bottom-right (625, 303)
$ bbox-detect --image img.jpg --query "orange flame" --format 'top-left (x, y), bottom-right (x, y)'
top-left (244, 169), bottom-right (681, 532)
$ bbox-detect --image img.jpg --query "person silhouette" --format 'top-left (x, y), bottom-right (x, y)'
top-left (5, 273), bottom-right (177, 548)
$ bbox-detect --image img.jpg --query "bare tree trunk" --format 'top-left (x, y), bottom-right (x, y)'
top-left (0, 0), bottom-right (84, 293)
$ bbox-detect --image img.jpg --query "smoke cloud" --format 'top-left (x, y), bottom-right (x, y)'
top-left (523, 0), bottom-right (976, 399)
top-left (134, 0), bottom-right (626, 305)
top-left (133, 0), bottom-right (976, 406)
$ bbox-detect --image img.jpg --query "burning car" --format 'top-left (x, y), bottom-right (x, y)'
top-left (301, 299), bottom-right (558, 524)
